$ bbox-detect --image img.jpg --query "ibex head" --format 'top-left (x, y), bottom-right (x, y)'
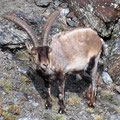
top-left (26, 41), bottom-right (51, 70)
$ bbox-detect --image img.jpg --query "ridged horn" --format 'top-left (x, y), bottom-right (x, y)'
top-left (3, 11), bottom-right (40, 47)
top-left (42, 11), bottom-right (60, 46)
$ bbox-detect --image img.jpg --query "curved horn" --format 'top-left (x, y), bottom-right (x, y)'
top-left (42, 11), bottom-right (60, 46)
top-left (3, 11), bottom-right (40, 47)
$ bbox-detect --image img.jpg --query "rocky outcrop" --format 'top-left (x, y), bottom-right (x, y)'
top-left (0, 10), bottom-right (44, 49)
top-left (107, 20), bottom-right (120, 83)
top-left (34, 0), bottom-right (52, 7)
top-left (64, 0), bottom-right (120, 37)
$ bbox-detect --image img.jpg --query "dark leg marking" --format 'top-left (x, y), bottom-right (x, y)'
top-left (84, 84), bottom-right (92, 99)
top-left (44, 79), bottom-right (52, 109)
top-left (84, 56), bottom-right (95, 100)
top-left (88, 53), bottom-right (101, 107)
top-left (57, 73), bottom-right (66, 114)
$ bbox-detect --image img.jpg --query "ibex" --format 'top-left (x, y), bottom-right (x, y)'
top-left (3, 10), bottom-right (103, 113)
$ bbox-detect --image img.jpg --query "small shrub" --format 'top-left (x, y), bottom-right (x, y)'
top-left (56, 114), bottom-right (65, 120)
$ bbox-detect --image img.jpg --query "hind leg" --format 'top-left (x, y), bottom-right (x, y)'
top-left (84, 84), bottom-right (92, 99)
top-left (88, 75), bottom-right (98, 106)
top-left (88, 53), bottom-right (100, 107)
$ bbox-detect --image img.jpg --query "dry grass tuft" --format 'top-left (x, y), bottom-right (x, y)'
top-left (67, 94), bottom-right (79, 105)
top-left (86, 108), bottom-right (94, 113)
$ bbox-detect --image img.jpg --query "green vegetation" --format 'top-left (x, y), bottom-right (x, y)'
top-left (55, 114), bottom-right (65, 120)
top-left (15, 50), bottom-right (29, 60)
top-left (20, 75), bottom-right (31, 83)
top-left (2, 81), bottom-right (11, 93)
top-left (86, 108), bottom-right (94, 113)
top-left (67, 94), bottom-right (79, 105)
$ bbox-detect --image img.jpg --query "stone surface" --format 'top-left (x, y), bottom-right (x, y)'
top-left (67, 18), bottom-right (76, 27)
top-left (93, 0), bottom-right (120, 22)
top-left (60, 8), bottom-right (70, 16)
top-left (0, 4), bottom-right (44, 49)
top-left (34, 0), bottom-right (52, 7)
top-left (42, 113), bottom-right (54, 120)
top-left (18, 66), bottom-right (30, 75)
top-left (108, 114), bottom-right (120, 120)
top-left (0, 21), bottom-right (26, 49)
top-left (102, 72), bottom-right (113, 84)
top-left (18, 118), bottom-right (39, 120)
top-left (115, 86), bottom-right (120, 94)
top-left (7, 53), bottom-right (13, 60)
top-left (64, 0), bottom-right (120, 37)
top-left (54, 0), bottom-right (61, 7)
top-left (107, 20), bottom-right (120, 83)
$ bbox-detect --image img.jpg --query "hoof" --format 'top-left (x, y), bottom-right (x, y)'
top-left (88, 102), bottom-right (95, 108)
top-left (84, 94), bottom-right (90, 100)
top-left (45, 103), bottom-right (52, 109)
top-left (58, 108), bottom-right (66, 114)
top-left (84, 91), bottom-right (91, 99)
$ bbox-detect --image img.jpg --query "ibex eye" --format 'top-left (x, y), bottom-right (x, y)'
top-left (43, 64), bottom-right (47, 67)
top-left (43, 64), bottom-right (48, 68)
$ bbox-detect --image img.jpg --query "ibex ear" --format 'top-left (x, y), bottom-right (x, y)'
top-left (25, 41), bottom-right (33, 53)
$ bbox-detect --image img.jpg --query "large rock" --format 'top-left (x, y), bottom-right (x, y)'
top-left (0, 11), bottom-right (43, 49)
top-left (34, 0), bottom-right (52, 7)
top-left (64, 0), bottom-right (120, 37)
top-left (0, 20), bottom-right (27, 49)
top-left (107, 20), bottom-right (120, 83)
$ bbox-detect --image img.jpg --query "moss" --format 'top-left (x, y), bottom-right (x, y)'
top-left (67, 94), bottom-right (79, 105)
top-left (0, 78), bottom-right (12, 93)
top-left (43, 113), bottom-right (54, 120)
top-left (20, 75), bottom-right (31, 83)
top-left (86, 108), bottom-right (94, 113)
top-left (101, 90), bottom-right (114, 100)
top-left (5, 74), bottom-right (10, 80)
top-left (2, 81), bottom-right (11, 93)
top-left (52, 104), bottom-right (59, 111)
top-left (113, 105), bottom-right (120, 113)
top-left (0, 79), bottom-right (4, 83)
top-left (15, 50), bottom-right (29, 60)
top-left (94, 115), bottom-right (102, 120)
top-left (51, 95), bottom-right (58, 103)
top-left (55, 114), bottom-right (65, 120)
top-left (94, 114), bottom-right (104, 120)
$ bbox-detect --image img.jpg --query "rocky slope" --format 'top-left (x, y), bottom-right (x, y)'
top-left (0, 0), bottom-right (120, 120)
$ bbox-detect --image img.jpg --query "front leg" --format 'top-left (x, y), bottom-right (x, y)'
top-left (44, 79), bottom-right (52, 109)
top-left (57, 73), bottom-right (66, 114)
